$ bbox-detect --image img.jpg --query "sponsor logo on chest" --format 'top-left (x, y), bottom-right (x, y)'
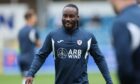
top-left (57, 48), bottom-right (82, 59)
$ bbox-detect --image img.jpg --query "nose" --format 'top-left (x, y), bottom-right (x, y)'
top-left (66, 17), bottom-right (70, 21)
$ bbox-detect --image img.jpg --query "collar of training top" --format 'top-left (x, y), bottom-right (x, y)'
top-left (120, 4), bottom-right (137, 15)
top-left (63, 27), bottom-right (79, 34)
top-left (25, 24), bottom-right (33, 28)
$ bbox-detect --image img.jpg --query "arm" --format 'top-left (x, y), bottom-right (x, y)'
top-left (112, 21), bottom-right (133, 76)
top-left (27, 32), bottom-right (52, 77)
top-left (89, 34), bottom-right (112, 84)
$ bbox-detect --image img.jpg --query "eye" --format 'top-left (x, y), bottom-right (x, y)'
top-left (63, 14), bottom-right (67, 18)
top-left (69, 15), bottom-right (75, 18)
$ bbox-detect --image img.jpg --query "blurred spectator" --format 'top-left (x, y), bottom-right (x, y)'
top-left (83, 15), bottom-right (102, 33)
top-left (110, 0), bottom-right (140, 84)
top-left (18, 9), bottom-right (41, 84)
top-left (91, 15), bottom-right (102, 28)
top-left (84, 15), bottom-right (102, 29)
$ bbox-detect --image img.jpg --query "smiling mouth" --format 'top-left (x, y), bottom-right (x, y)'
top-left (66, 23), bottom-right (71, 26)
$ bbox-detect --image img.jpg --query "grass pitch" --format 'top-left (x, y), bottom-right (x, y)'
top-left (0, 73), bottom-right (118, 84)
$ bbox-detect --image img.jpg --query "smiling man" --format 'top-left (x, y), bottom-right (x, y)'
top-left (25, 4), bottom-right (112, 84)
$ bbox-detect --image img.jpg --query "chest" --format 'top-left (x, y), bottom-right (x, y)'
top-left (52, 32), bottom-right (89, 50)
top-left (51, 32), bottom-right (91, 59)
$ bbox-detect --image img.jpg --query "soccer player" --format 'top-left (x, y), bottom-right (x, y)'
top-left (110, 0), bottom-right (140, 84)
top-left (18, 9), bottom-right (40, 84)
top-left (25, 4), bottom-right (113, 84)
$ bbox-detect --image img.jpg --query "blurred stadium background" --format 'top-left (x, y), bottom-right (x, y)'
top-left (0, 0), bottom-right (119, 84)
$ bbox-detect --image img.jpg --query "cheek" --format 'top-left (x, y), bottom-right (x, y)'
top-left (62, 18), bottom-right (67, 22)
top-left (34, 18), bottom-right (37, 22)
top-left (72, 19), bottom-right (78, 24)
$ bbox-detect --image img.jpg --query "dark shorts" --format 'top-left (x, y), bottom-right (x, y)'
top-left (18, 54), bottom-right (34, 76)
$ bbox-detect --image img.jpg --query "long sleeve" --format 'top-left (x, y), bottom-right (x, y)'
top-left (112, 21), bottom-right (133, 75)
top-left (89, 34), bottom-right (112, 84)
top-left (27, 32), bottom-right (52, 77)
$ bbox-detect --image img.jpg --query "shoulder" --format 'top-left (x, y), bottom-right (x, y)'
top-left (18, 26), bottom-right (27, 35)
top-left (79, 28), bottom-right (96, 41)
top-left (117, 5), bottom-right (140, 22)
top-left (112, 19), bottom-right (131, 39)
top-left (78, 28), bottom-right (93, 36)
top-left (112, 17), bottom-right (128, 31)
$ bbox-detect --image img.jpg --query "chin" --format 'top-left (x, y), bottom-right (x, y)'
top-left (64, 25), bottom-right (72, 29)
top-left (65, 27), bottom-right (71, 30)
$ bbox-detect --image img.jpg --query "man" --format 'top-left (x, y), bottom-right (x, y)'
top-left (25, 4), bottom-right (113, 84)
top-left (18, 9), bottom-right (40, 84)
top-left (110, 0), bottom-right (140, 84)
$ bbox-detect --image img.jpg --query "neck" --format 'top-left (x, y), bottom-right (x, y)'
top-left (26, 22), bottom-right (34, 27)
top-left (64, 26), bottom-right (78, 34)
top-left (117, 1), bottom-right (136, 13)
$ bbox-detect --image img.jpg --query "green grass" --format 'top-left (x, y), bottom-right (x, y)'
top-left (0, 73), bottom-right (118, 84)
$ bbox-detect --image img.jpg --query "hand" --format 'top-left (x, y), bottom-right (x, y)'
top-left (25, 77), bottom-right (33, 84)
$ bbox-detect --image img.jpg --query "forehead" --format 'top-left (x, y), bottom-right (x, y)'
top-left (63, 7), bottom-right (77, 14)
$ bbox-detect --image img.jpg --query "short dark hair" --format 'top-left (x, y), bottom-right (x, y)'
top-left (24, 9), bottom-right (35, 20)
top-left (64, 4), bottom-right (79, 15)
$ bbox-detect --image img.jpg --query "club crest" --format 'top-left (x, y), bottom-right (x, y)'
top-left (77, 40), bottom-right (82, 45)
